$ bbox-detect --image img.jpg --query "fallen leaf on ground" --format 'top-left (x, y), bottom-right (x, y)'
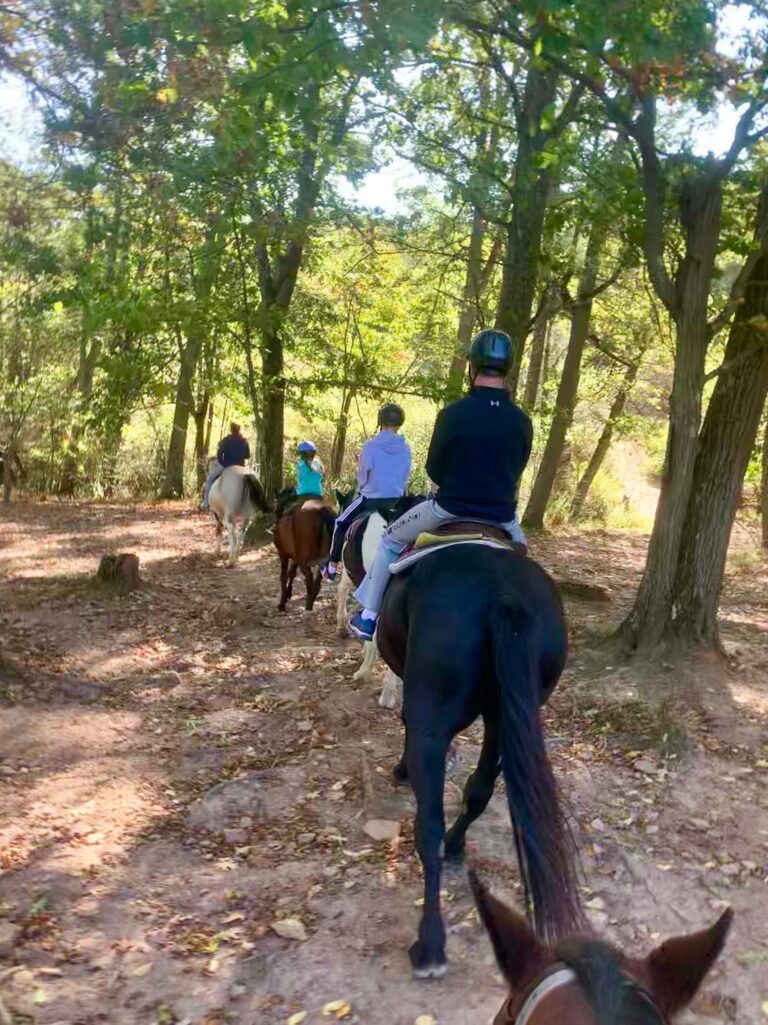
top-left (271, 918), bottom-right (308, 942)
top-left (222, 912), bottom-right (245, 924)
top-left (323, 1000), bottom-right (353, 1018)
top-left (363, 819), bottom-right (400, 841)
top-left (131, 962), bottom-right (153, 977)
top-left (287, 1013), bottom-right (307, 1025)
top-left (415, 1016), bottom-right (436, 1025)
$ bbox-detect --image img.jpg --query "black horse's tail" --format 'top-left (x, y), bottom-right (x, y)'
top-left (491, 600), bottom-right (583, 941)
top-left (243, 473), bottom-right (270, 514)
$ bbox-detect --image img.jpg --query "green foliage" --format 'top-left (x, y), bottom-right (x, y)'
top-left (0, 0), bottom-right (764, 539)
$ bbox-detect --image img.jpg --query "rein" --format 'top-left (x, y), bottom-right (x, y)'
top-left (500, 961), bottom-right (668, 1025)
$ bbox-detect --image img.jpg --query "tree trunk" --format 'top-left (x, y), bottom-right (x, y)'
top-left (59, 335), bottom-right (101, 496)
top-left (331, 388), bottom-right (354, 479)
top-left (494, 63), bottom-right (558, 397)
top-left (522, 282), bottom-right (556, 411)
top-left (570, 358), bottom-right (640, 519)
top-left (762, 413), bottom-right (768, 549)
top-left (193, 390), bottom-right (210, 490)
top-left (3, 444), bottom-right (14, 504)
top-left (160, 223), bottom-right (223, 499)
top-left (446, 208), bottom-right (488, 402)
top-left (204, 401), bottom-right (214, 455)
top-left (669, 249), bottom-right (768, 645)
top-left (621, 174), bottom-right (724, 649)
top-left (161, 332), bottom-right (203, 499)
top-left (522, 216), bottom-right (607, 529)
top-left (259, 319), bottom-right (285, 498)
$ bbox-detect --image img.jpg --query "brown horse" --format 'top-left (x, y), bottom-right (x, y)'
top-left (471, 870), bottom-right (731, 1025)
top-left (273, 498), bottom-right (335, 611)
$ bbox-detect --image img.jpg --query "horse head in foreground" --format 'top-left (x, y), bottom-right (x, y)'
top-left (471, 871), bottom-right (731, 1025)
top-left (208, 466), bottom-right (269, 566)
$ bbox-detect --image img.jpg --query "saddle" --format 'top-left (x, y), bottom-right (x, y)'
top-left (391, 519), bottom-right (526, 575)
top-left (277, 492), bottom-right (334, 519)
top-left (417, 520), bottom-right (513, 545)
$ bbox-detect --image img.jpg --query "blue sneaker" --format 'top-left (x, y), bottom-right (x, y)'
top-left (348, 611), bottom-right (376, 641)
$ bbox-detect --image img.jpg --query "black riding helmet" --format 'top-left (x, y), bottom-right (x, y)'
top-left (468, 328), bottom-right (517, 376)
top-left (378, 402), bottom-right (405, 428)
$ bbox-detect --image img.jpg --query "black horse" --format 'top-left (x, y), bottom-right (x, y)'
top-left (376, 544), bottom-right (582, 978)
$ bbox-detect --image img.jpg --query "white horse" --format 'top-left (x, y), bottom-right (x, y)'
top-left (336, 510), bottom-right (402, 709)
top-left (208, 466), bottom-right (269, 566)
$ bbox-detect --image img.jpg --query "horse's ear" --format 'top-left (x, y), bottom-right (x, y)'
top-left (644, 909), bottom-right (733, 1017)
top-left (469, 870), bottom-right (550, 990)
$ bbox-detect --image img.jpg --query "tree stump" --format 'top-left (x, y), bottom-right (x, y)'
top-left (96, 553), bottom-right (142, 592)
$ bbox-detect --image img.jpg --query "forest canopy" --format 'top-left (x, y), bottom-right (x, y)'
top-left (1, 0), bottom-right (768, 651)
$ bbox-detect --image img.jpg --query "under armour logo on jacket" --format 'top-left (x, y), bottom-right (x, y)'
top-left (490, 400), bottom-right (500, 407)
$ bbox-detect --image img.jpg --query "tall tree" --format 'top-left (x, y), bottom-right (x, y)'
top-left (523, 135), bottom-right (625, 528)
top-left (161, 219), bottom-right (224, 498)
top-left (514, 0), bottom-right (768, 648)
top-left (669, 181), bottom-right (768, 645)
top-left (570, 336), bottom-right (647, 520)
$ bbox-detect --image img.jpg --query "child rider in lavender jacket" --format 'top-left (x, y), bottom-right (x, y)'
top-left (324, 403), bottom-right (411, 580)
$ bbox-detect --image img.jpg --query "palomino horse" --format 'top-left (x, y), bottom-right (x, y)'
top-left (208, 466), bottom-right (269, 566)
top-left (274, 498), bottom-right (335, 611)
top-left (471, 870), bottom-right (731, 1024)
top-left (376, 543), bottom-right (580, 977)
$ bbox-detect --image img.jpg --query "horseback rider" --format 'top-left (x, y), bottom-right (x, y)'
top-left (324, 403), bottom-right (411, 582)
top-left (295, 440), bottom-right (325, 497)
top-left (348, 329), bottom-right (531, 641)
top-left (274, 440), bottom-right (326, 521)
top-left (201, 422), bottom-right (251, 511)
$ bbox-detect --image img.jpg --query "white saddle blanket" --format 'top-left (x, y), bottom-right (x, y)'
top-left (390, 537), bottom-right (513, 575)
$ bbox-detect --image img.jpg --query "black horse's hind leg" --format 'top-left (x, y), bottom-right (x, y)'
top-left (408, 731), bottom-right (450, 978)
top-left (444, 717), bottom-right (501, 862)
top-left (393, 707), bottom-right (408, 783)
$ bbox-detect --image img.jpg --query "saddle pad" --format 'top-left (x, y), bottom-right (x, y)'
top-left (414, 531), bottom-right (485, 548)
top-left (390, 538), bottom-right (514, 575)
top-left (300, 498), bottom-right (335, 512)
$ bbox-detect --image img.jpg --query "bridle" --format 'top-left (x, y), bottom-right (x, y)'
top-left (498, 961), bottom-right (668, 1025)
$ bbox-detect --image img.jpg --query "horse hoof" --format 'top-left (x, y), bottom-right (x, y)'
top-left (378, 691), bottom-right (397, 709)
top-left (412, 963), bottom-right (448, 980)
top-left (392, 760), bottom-right (408, 784)
top-left (410, 942), bottom-right (447, 980)
top-left (353, 670), bottom-right (372, 684)
top-left (277, 604), bottom-right (287, 613)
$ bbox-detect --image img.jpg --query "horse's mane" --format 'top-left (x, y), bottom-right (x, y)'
top-left (557, 940), bottom-right (665, 1025)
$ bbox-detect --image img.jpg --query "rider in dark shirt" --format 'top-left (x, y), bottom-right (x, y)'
top-left (217, 427), bottom-right (250, 468)
top-left (348, 329), bottom-right (532, 640)
top-left (201, 423), bottom-right (250, 510)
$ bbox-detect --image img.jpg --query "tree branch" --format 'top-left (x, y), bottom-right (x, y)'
top-left (708, 174), bottom-right (768, 338)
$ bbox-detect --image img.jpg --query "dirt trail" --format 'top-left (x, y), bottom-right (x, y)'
top-left (1, 502), bottom-right (767, 1025)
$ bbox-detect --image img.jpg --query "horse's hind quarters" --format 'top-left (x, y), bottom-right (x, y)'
top-left (470, 870), bottom-right (733, 1022)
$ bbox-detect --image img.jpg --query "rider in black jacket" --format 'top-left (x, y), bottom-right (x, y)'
top-left (349, 329), bottom-right (532, 640)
